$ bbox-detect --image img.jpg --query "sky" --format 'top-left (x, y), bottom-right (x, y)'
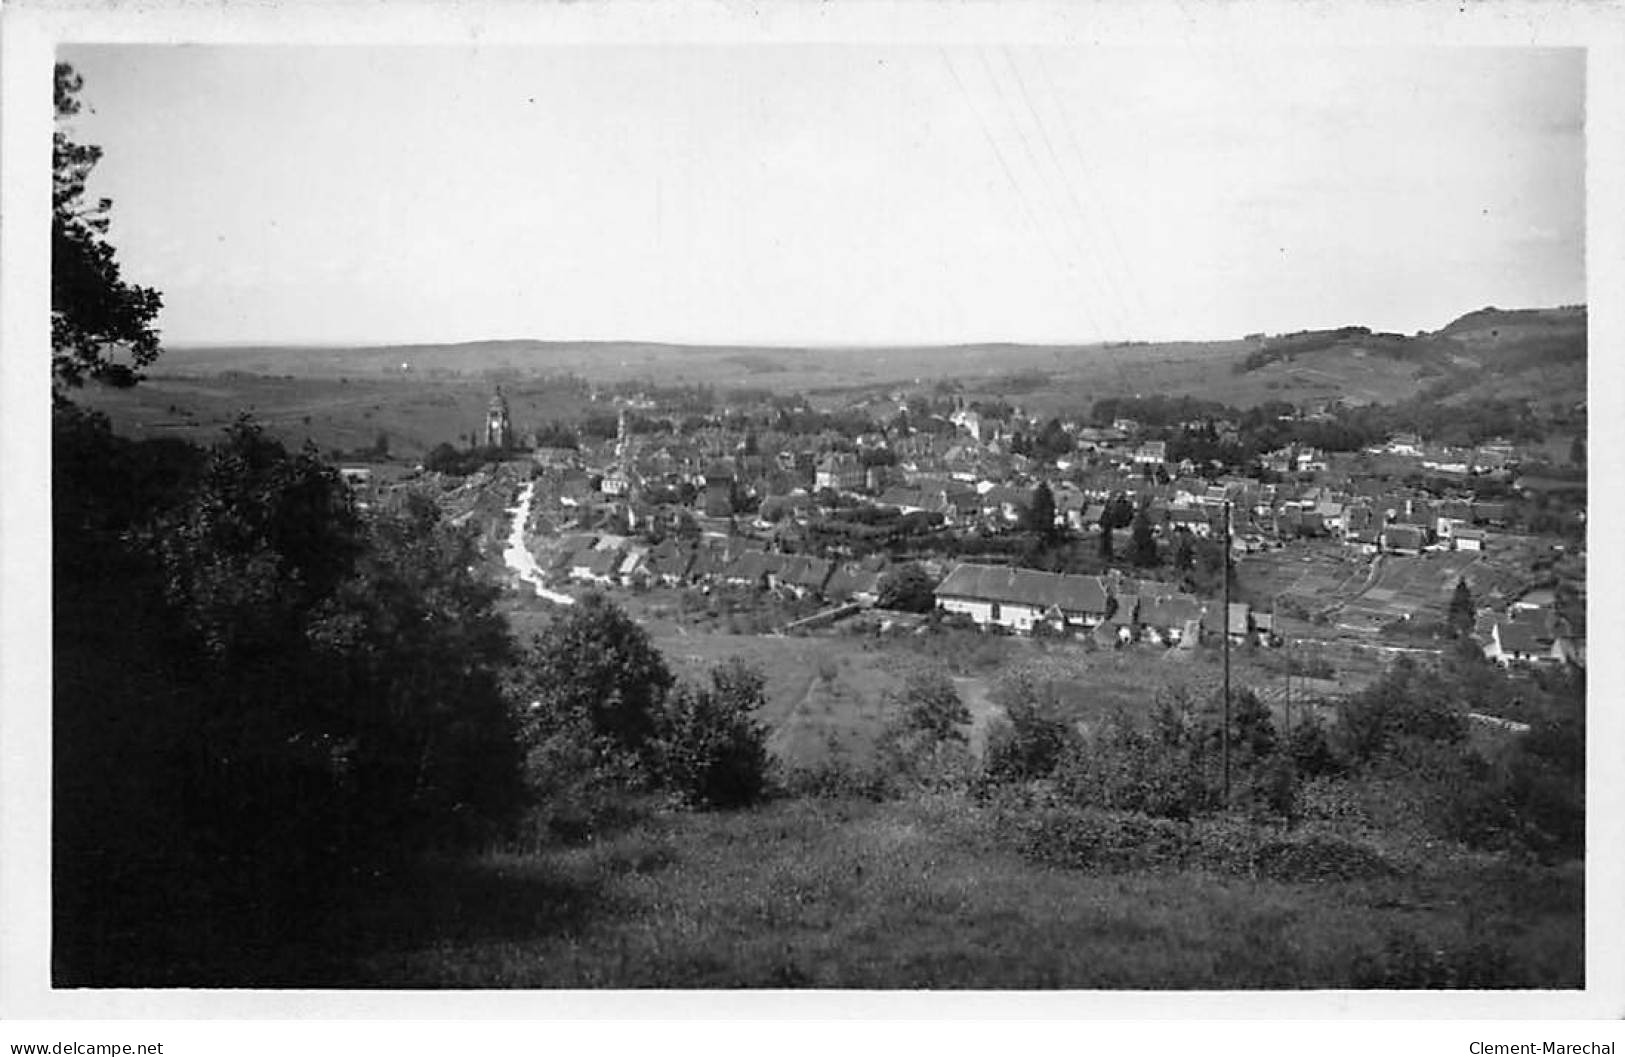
top-left (60, 44), bottom-right (1585, 347)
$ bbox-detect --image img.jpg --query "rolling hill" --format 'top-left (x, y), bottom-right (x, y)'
top-left (75, 304), bottom-right (1582, 457)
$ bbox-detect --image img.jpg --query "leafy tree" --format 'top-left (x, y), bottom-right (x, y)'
top-left (1448, 578), bottom-right (1474, 639)
top-left (1284, 713), bottom-right (1344, 779)
top-left (53, 63), bottom-right (164, 388)
top-left (1022, 481), bottom-right (1059, 540)
top-left (1032, 417), bottom-right (1073, 461)
top-left (513, 591), bottom-right (674, 768)
top-left (1097, 520), bottom-right (1114, 560)
top-left (1172, 532), bottom-right (1196, 573)
top-left (1183, 537), bottom-right (1234, 597)
top-left (877, 669), bottom-right (977, 794)
top-left (1336, 656), bottom-right (1468, 766)
top-left (656, 659), bottom-right (772, 809)
top-left (150, 424), bottom-right (523, 850)
top-left (985, 671), bottom-right (1082, 783)
top-left (1229, 688), bottom-right (1278, 767)
top-left (1103, 494), bottom-right (1136, 530)
top-left (58, 415), bottom-right (529, 979)
top-left (890, 670), bottom-right (972, 744)
top-left (424, 442), bottom-right (503, 476)
top-left (1128, 504), bottom-right (1159, 567)
top-left (153, 418), bottom-right (363, 666)
top-left (1067, 694), bottom-right (1219, 819)
top-left (309, 490), bottom-right (522, 847)
top-left (876, 562), bottom-right (938, 613)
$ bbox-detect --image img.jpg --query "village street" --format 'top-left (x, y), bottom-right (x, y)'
top-left (503, 481), bottom-right (575, 606)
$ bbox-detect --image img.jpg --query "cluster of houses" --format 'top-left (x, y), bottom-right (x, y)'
top-left (933, 562), bottom-right (1256, 649)
top-left (544, 532), bottom-right (885, 605)
top-left (1475, 588), bottom-right (1586, 668)
top-left (458, 383), bottom-right (1535, 568)
top-left (929, 558), bottom-right (1584, 667)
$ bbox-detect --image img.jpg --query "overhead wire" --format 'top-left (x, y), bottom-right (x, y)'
top-left (1031, 47), bottom-right (1153, 331)
top-left (938, 47), bottom-right (1103, 346)
top-left (1024, 47), bottom-right (1150, 401)
top-left (971, 47), bottom-right (1111, 342)
top-left (1002, 47), bottom-right (1132, 340)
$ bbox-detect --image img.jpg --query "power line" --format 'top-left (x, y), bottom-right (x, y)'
top-left (972, 48), bottom-right (1108, 342)
top-left (942, 47), bottom-right (1104, 345)
top-left (1031, 49), bottom-right (1153, 330)
top-left (999, 47), bottom-right (1129, 339)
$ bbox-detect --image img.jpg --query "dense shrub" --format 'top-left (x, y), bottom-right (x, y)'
top-left (514, 719), bottom-right (652, 845)
top-left (1251, 834), bottom-right (1395, 883)
top-left (1010, 805), bottom-right (1194, 872)
top-left (875, 562), bottom-right (939, 613)
top-left (656, 659), bottom-right (773, 809)
top-left (511, 591), bottom-right (675, 769)
top-left (55, 415), bottom-right (527, 982)
top-left (422, 442), bottom-right (507, 476)
top-left (1002, 800), bottom-right (1399, 883)
top-left (512, 596), bottom-right (776, 821)
top-left (776, 757), bottom-right (892, 802)
top-left (889, 670), bottom-right (972, 743)
top-left (980, 668), bottom-right (1090, 785)
top-left (1336, 656), bottom-right (1469, 765)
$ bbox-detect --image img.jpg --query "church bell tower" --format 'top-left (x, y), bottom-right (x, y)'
top-left (485, 386), bottom-right (512, 450)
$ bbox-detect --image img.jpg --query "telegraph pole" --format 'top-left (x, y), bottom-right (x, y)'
top-left (1222, 499), bottom-right (1232, 809)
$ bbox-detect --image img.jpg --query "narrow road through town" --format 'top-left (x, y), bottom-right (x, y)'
top-left (503, 481), bottom-right (575, 606)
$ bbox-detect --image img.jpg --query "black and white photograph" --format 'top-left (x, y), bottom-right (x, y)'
top-left (3, 0), bottom-right (1621, 1041)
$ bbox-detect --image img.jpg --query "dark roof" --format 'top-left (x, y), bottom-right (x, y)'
top-left (1202, 602), bottom-right (1251, 632)
top-left (825, 565), bottom-right (881, 600)
top-left (1383, 524), bottom-right (1426, 547)
top-left (1122, 578), bottom-right (1182, 598)
top-left (773, 554), bottom-right (833, 590)
top-left (646, 541), bottom-right (696, 578)
top-left (1138, 594), bottom-right (1202, 629)
top-left (726, 550), bottom-right (780, 582)
top-left (934, 563), bottom-right (1110, 614)
top-left (572, 548), bottom-right (620, 577)
top-left (1497, 619), bottom-right (1553, 657)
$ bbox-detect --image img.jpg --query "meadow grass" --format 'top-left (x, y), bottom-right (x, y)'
top-left (336, 796), bottom-right (1581, 989)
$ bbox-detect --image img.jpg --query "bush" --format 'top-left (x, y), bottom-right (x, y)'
top-left (656, 659), bottom-right (773, 810)
top-left (983, 671), bottom-right (1083, 784)
top-left (1251, 833), bottom-right (1395, 883)
top-left (1336, 656), bottom-right (1468, 765)
top-left (512, 591), bottom-right (674, 767)
top-left (515, 721), bottom-right (651, 845)
top-left (876, 562), bottom-right (938, 613)
top-left (1010, 804), bottom-right (1194, 872)
top-left (1003, 801), bottom-right (1400, 884)
top-left (889, 670), bottom-right (971, 743)
top-left (776, 756), bottom-right (891, 801)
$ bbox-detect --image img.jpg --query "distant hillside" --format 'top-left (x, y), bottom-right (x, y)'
top-left (149, 304), bottom-right (1585, 415)
top-left (1226, 305), bottom-right (1586, 412)
top-left (1437, 305), bottom-right (1586, 341)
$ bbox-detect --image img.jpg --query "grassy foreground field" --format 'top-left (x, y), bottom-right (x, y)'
top-left (318, 795), bottom-right (1580, 989)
